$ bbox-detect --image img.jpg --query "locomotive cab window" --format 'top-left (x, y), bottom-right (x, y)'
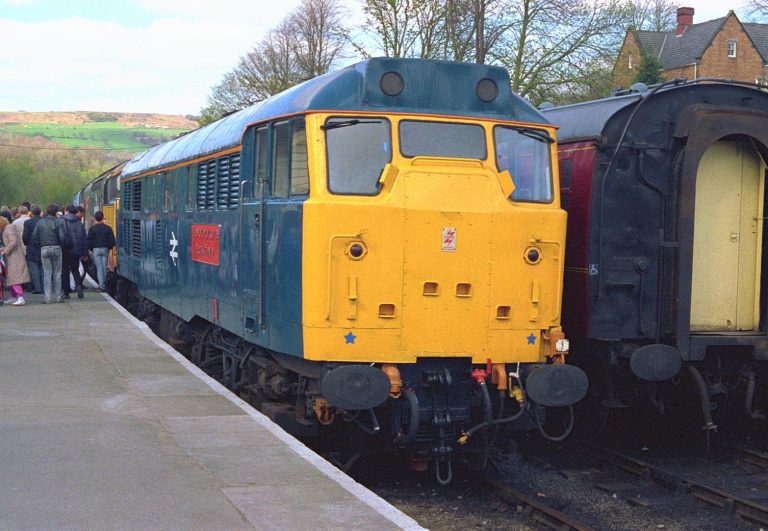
top-left (494, 125), bottom-right (554, 203)
top-left (399, 121), bottom-right (486, 159)
top-left (325, 116), bottom-right (391, 195)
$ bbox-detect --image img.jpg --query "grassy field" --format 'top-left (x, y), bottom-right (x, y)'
top-left (0, 122), bottom-right (191, 152)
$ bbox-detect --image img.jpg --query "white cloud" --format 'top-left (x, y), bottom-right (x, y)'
top-left (0, 1), bottom-right (313, 114)
top-left (0, 1), bottom-right (364, 114)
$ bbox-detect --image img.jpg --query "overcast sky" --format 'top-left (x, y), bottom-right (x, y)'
top-left (0, 0), bottom-right (751, 116)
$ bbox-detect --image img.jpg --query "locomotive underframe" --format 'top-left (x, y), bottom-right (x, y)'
top-left (116, 276), bottom-right (574, 482)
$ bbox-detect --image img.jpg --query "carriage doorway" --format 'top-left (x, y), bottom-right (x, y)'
top-left (691, 139), bottom-right (765, 331)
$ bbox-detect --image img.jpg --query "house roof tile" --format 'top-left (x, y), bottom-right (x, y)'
top-left (635, 17), bottom-right (727, 69)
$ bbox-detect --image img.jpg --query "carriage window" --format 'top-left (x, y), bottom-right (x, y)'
top-left (254, 126), bottom-right (268, 198)
top-left (272, 121), bottom-right (290, 198)
top-left (291, 120), bottom-right (309, 196)
top-left (325, 117), bottom-right (391, 195)
top-left (494, 126), bottom-right (554, 203)
top-left (399, 121), bottom-right (486, 159)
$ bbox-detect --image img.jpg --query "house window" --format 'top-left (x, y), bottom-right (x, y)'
top-left (628, 53), bottom-right (633, 70)
top-left (728, 40), bottom-right (737, 58)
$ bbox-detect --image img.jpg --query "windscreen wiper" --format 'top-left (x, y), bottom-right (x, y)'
top-left (321, 119), bottom-right (382, 131)
top-left (515, 127), bottom-right (554, 144)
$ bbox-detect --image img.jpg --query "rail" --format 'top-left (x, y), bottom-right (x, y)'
top-left (583, 442), bottom-right (768, 526)
top-left (482, 477), bottom-right (595, 531)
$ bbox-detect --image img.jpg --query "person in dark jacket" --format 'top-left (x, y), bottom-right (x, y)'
top-left (22, 204), bottom-right (43, 294)
top-left (61, 205), bottom-right (87, 299)
top-left (86, 211), bottom-right (116, 291)
top-left (30, 203), bottom-right (68, 304)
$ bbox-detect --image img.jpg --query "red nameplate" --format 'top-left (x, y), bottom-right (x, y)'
top-left (191, 224), bottom-right (220, 265)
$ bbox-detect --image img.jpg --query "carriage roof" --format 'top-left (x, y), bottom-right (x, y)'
top-left (542, 80), bottom-right (768, 142)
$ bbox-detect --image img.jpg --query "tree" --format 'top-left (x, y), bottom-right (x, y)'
top-left (746, 0), bottom-right (768, 20)
top-left (0, 134), bottom-right (124, 207)
top-left (497, 0), bottom-right (627, 102)
top-left (634, 52), bottom-right (664, 84)
top-left (289, 0), bottom-right (348, 77)
top-left (625, 0), bottom-right (679, 31)
top-left (199, 0), bottom-right (347, 124)
top-left (540, 58), bottom-right (616, 105)
top-left (357, 0), bottom-right (425, 57)
top-left (358, 0), bottom-right (512, 63)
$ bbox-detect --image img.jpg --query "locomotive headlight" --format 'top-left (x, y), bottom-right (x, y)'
top-left (555, 339), bottom-right (570, 353)
top-left (346, 241), bottom-right (367, 260)
top-left (524, 247), bottom-right (541, 264)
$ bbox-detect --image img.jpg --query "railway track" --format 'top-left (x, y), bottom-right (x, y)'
top-left (583, 442), bottom-right (768, 526)
top-left (729, 444), bottom-right (768, 470)
top-left (482, 477), bottom-right (595, 531)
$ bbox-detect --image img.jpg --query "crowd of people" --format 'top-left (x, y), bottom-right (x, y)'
top-left (0, 202), bottom-right (116, 305)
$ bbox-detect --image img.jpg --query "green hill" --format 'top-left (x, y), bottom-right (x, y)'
top-left (0, 111), bottom-right (198, 153)
top-left (0, 111), bottom-right (199, 207)
top-left (0, 122), bottom-right (190, 152)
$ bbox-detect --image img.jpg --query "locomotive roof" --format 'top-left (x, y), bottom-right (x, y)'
top-left (123, 58), bottom-right (547, 177)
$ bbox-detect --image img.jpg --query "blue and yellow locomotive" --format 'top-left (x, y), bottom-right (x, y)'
top-left (85, 58), bottom-right (587, 481)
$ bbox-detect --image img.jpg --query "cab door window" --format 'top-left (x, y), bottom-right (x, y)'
top-left (291, 120), bottom-right (309, 196)
top-left (267, 118), bottom-right (308, 199)
top-left (272, 121), bottom-right (290, 198)
top-left (254, 126), bottom-right (268, 198)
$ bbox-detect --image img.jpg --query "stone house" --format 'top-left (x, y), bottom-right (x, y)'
top-left (613, 7), bottom-right (768, 89)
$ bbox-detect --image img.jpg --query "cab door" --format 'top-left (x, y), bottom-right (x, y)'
top-left (240, 126), bottom-right (268, 343)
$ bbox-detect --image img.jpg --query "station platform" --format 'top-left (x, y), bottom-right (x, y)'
top-left (0, 290), bottom-right (423, 530)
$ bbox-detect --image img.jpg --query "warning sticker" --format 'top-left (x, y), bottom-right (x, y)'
top-left (442, 227), bottom-right (457, 252)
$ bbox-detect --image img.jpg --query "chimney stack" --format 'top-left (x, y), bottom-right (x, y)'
top-left (676, 7), bottom-right (694, 35)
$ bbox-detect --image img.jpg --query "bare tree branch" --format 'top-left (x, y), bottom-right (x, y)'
top-left (200, 0), bottom-right (347, 123)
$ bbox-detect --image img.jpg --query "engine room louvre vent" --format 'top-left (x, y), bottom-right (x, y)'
top-left (215, 154), bottom-right (241, 209)
top-left (122, 220), bottom-right (132, 256)
top-left (154, 221), bottom-right (163, 268)
top-left (131, 219), bottom-right (141, 258)
top-left (230, 154), bottom-right (241, 208)
top-left (197, 160), bottom-right (216, 211)
top-left (122, 181), bottom-right (132, 210)
top-left (217, 156), bottom-right (230, 209)
top-left (131, 180), bottom-right (142, 211)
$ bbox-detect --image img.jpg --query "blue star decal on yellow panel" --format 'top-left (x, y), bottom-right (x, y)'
top-left (527, 333), bottom-right (536, 345)
top-left (344, 331), bottom-right (357, 344)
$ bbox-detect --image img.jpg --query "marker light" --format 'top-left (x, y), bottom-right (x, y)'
top-left (346, 242), bottom-right (367, 260)
top-left (525, 247), bottom-right (541, 264)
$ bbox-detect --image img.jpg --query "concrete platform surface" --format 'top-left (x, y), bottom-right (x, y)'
top-left (0, 291), bottom-right (424, 530)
